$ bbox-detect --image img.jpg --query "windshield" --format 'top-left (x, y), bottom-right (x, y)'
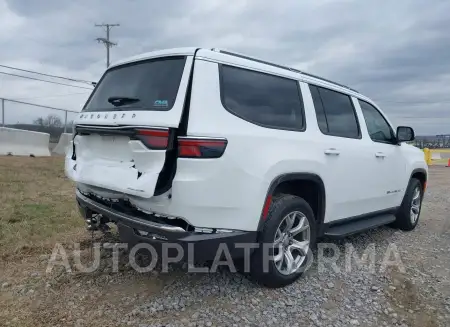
top-left (83, 56), bottom-right (186, 112)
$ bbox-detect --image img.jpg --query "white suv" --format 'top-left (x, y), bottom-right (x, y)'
top-left (66, 47), bottom-right (427, 287)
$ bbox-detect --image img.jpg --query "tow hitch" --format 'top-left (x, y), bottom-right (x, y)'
top-left (85, 214), bottom-right (111, 233)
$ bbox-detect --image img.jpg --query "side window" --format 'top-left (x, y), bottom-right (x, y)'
top-left (359, 100), bottom-right (395, 143)
top-left (309, 85), bottom-right (360, 139)
top-left (220, 65), bottom-right (305, 131)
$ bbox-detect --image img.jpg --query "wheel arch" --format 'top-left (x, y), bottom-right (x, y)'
top-left (258, 173), bottom-right (326, 233)
top-left (410, 168), bottom-right (427, 190)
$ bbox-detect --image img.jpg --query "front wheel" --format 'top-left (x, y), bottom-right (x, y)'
top-left (250, 195), bottom-right (316, 288)
top-left (393, 178), bottom-right (424, 231)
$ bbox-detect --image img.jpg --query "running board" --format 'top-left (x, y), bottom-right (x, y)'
top-left (324, 214), bottom-right (396, 238)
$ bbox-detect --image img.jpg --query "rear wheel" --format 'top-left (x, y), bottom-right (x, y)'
top-left (251, 195), bottom-right (316, 288)
top-left (393, 178), bottom-right (423, 231)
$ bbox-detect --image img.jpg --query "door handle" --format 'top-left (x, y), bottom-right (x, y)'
top-left (375, 152), bottom-right (386, 158)
top-left (324, 148), bottom-right (340, 156)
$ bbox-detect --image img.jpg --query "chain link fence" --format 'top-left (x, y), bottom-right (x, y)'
top-left (1, 97), bottom-right (80, 144)
top-left (413, 136), bottom-right (450, 149)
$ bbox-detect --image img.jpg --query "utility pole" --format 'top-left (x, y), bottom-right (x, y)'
top-left (95, 23), bottom-right (120, 68)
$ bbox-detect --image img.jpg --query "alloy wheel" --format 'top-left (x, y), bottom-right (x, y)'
top-left (410, 186), bottom-right (421, 224)
top-left (273, 211), bottom-right (310, 276)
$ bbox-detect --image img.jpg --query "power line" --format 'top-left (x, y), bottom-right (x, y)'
top-left (95, 23), bottom-right (120, 68)
top-left (0, 64), bottom-right (95, 85)
top-left (11, 91), bottom-right (91, 101)
top-left (0, 71), bottom-right (94, 90)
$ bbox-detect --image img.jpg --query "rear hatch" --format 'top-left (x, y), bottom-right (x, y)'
top-left (66, 52), bottom-right (195, 198)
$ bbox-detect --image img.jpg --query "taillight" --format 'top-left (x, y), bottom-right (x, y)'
top-left (135, 128), bottom-right (170, 150)
top-left (178, 137), bottom-right (227, 158)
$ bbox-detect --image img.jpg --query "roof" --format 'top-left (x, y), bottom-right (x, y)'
top-left (108, 47), bottom-right (360, 96)
top-left (108, 47), bottom-right (199, 68)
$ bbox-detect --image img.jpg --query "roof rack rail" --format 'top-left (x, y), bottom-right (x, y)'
top-left (300, 71), bottom-right (359, 93)
top-left (217, 49), bottom-right (293, 73)
top-left (215, 49), bottom-right (358, 93)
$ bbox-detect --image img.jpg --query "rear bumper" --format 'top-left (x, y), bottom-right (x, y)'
top-left (76, 191), bottom-right (257, 262)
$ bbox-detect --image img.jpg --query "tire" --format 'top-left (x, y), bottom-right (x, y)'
top-left (250, 194), bottom-right (317, 288)
top-left (393, 178), bottom-right (423, 231)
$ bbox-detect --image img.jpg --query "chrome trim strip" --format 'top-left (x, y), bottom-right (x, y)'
top-left (75, 124), bottom-right (169, 130)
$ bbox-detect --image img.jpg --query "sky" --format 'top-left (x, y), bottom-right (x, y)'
top-left (0, 0), bottom-right (449, 135)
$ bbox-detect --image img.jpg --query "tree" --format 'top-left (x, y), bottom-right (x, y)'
top-left (33, 117), bottom-right (44, 126)
top-left (33, 114), bottom-right (63, 127)
top-left (46, 114), bottom-right (62, 128)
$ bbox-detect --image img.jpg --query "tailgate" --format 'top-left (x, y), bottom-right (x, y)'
top-left (66, 126), bottom-right (173, 198)
top-left (66, 53), bottom-right (196, 198)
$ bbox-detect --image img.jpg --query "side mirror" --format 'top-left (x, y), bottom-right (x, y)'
top-left (396, 126), bottom-right (415, 142)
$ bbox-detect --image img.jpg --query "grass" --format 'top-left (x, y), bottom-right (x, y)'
top-left (0, 156), bottom-right (84, 259)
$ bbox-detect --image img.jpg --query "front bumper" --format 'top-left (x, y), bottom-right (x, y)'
top-left (76, 191), bottom-right (257, 262)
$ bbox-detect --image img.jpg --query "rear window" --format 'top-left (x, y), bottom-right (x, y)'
top-left (219, 65), bottom-right (305, 131)
top-left (83, 56), bottom-right (186, 112)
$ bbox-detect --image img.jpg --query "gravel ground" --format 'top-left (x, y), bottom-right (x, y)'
top-left (1, 166), bottom-right (449, 327)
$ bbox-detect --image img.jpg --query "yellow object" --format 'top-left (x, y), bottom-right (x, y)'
top-left (423, 148), bottom-right (432, 166)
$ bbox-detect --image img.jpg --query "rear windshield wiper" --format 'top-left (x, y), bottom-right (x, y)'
top-left (107, 96), bottom-right (140, 107)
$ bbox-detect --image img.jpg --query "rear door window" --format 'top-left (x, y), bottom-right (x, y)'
top-left (220, 65), bottom-right (305, 131)
top-left (309, 85), bottom-right (360, 139)
top-left (83, 56), bottom-right (187, 112)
